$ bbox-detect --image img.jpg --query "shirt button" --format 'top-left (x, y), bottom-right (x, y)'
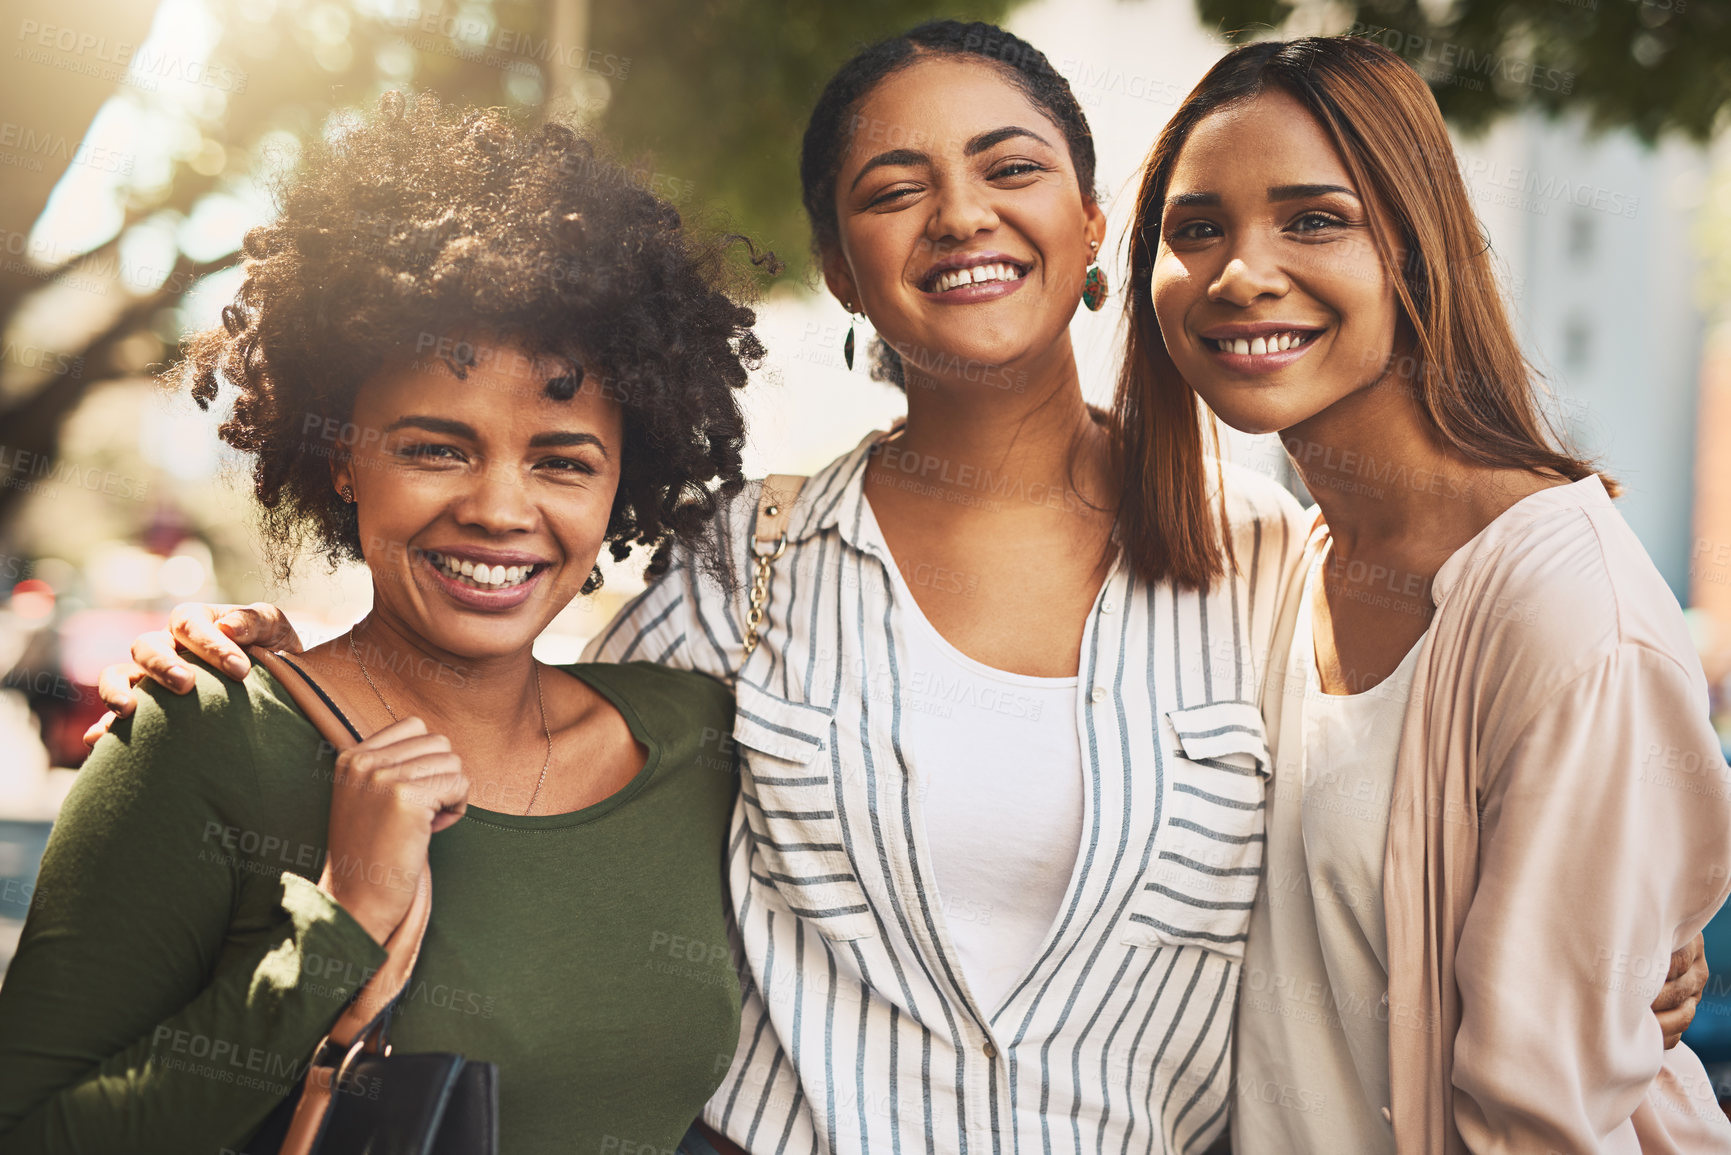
top-left (1090, 686), bottom-right (1107, 704)
top-left (1100, 598), bottom-right (1116, 614)
top-left (983, 1040), bottom-right (999, 1059)
top-left (1381, 1107), bottom-right (1392, 1124)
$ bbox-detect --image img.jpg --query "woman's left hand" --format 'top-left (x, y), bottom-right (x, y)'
top-left (1652, 932), bottom-right (1708, 1049)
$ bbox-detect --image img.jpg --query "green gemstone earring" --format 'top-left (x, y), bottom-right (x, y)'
top-left (843, 304), bottom-right (859, 370)
top-left (1082, 264), bottom-right (1108, 313)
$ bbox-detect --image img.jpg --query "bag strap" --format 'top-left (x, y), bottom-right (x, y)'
top-left (249, 646), bottom-right (435, 1155)
top-left (744, 475), bottom-right (807, 656)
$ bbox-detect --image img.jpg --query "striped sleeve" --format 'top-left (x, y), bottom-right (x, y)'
top-left (583, 558), bottom-right (701, 671)
top-left (582, 482), bottom-right (761, 678)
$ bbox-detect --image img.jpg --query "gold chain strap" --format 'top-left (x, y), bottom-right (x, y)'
top-left (744, 525), bottom-right (787, 655)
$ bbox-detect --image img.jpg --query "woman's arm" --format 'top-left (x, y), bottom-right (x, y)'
top-left (1451, 645), bottom-right (1731, 1150)
top-left (0, 668), bottom-right (387, 1154)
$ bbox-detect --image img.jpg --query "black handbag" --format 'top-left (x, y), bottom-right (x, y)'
top-left (246, 647), bottom-right (500, 1155)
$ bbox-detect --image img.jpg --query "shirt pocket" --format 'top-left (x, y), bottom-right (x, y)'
top-left (733, 679), bottom-right (877, 942)
top-left (1121, 700), bottom-right (1271, 961)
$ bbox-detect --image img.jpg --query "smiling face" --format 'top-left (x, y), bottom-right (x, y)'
top-left (331, 339), bottom-right (623, 662)
top-left (1151, 88), bottom-right (1403, 435)
top-left (825, 56), bottom-right (1105, 388)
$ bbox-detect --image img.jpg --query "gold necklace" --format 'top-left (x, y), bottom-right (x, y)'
top-left (347, 627), bottom-right (553, 815)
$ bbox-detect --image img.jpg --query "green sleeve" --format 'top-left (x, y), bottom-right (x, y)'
top-left (0, 668), bottom-right (389, 1154)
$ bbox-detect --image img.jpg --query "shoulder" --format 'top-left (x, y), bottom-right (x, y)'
top-left (113, 656), bottom-right (306, 752)
top-left (1439, 477), bottom-right (1697, 683)
top-left (564, 661), bottom-right (734, 731)
top-left (82, 656), bottom-right (321, 812)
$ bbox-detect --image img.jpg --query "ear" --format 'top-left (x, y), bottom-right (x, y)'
top-left (820, 246), bottom-right (861, 314)
top-left (331, 456), bottom-right (355, 504)
top-left (1083, 198), bottom-right (1107, 256)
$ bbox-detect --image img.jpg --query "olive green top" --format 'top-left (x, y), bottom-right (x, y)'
top-left (0, 658), bottom-right (741, 1155)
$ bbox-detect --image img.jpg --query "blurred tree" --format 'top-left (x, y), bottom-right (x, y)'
top-left (593, 1), bottom-right (1015, 279)
top-left (3, 0), bottom-right (1728, 540)
top-left (1198, 0), bottom-right (1731, 142)
top-left (0, 0), bottom-right (1009, 535)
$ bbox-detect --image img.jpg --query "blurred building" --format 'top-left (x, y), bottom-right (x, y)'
top-left (1457, 112), bottom-right (1710, 597)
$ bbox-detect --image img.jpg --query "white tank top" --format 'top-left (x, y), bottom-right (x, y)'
top-left (887, 566), bottom-right (1086, 1014)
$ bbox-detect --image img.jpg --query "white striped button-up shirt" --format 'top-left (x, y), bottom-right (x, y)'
top-left (585, 431), bottom-right (1308, 1155)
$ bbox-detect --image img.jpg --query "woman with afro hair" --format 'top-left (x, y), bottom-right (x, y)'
top-left (0, 92), bottom-right (770, 1154)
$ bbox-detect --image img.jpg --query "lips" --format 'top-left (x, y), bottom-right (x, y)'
top-left (424, 550), bottom-right (545, 591)
top-left (1195, 322), bottom-right (1329, 374)
top-left (412, 548), bottom-right (552, 612)
top-left (1204, 330), bottom-right (1319, 356)
top-left (919, 253), bottom-right (1031, 295)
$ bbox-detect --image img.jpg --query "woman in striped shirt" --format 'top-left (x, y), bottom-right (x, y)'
top-left (92, 21), bottom-right (1705, 1155)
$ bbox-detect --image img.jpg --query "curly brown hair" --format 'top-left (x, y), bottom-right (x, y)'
top-left (181, 91), bottom-right (772, 583)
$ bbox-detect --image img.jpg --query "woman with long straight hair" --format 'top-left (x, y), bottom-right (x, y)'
top-left (87, 23), bottom-right (1708, 1155)
top-left (1124, 36), bottom-right (1731, 1151)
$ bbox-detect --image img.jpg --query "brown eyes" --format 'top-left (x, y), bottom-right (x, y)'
top-left (1165, 211), bottom-right (1352, 244)
top-left (863, 160), bottom-right (1051, 208)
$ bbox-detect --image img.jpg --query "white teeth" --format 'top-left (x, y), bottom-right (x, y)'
top-left (430, 554), bottom-right (538, 590)
top-left (933, 262), bottom-right (1022, 292)
top-left (1215, 331), bottom-right (1312, 355)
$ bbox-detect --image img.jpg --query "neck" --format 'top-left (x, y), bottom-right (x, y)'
top-left (886, 332), bottom-right (1109, 511)
top-left (347, 610), bottom-right (540, 738)
top-left (1282, 373), bottom-right (1484, 558)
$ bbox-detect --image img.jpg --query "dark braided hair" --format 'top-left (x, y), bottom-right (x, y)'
top-left (798, 20), bottom-right (1097, 389)
top-left (181, 91), bottom-right (771, 584)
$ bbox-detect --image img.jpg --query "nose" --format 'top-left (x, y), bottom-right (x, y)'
top-left (451, 462), bottom-right (538, 536)
top-left (925, 178), bottom-right (999, 250)
top-left (1208, 236), bottom-right (1290, 307)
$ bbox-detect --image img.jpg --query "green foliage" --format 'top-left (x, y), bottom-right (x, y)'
top-left (593, 0), bottom-right (1015, 283)
top-left (1196, 0), bottom-right (1731, 142)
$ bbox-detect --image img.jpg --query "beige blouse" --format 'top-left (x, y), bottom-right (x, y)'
top-left (1255, 477), bottom-right (1731, 1152)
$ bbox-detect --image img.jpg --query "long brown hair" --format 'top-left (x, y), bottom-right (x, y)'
top-left (1112, 36), bottom-right (1607, 590)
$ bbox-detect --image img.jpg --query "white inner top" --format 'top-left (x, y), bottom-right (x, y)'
top-left (886, 563), bottom-right (1085, 1015)
top-left (1238, 550), bottom-right (1424, 1153)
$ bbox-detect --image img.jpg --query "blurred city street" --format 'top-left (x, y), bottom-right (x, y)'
top-left (3, 0), bottom-right (1730, 1092)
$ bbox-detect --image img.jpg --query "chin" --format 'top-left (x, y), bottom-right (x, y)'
top-left (1185, 390), bottom-right (1280, 437)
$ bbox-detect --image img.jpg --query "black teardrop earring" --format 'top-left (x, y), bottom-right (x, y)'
top-left (843, 303), bottom-right (859, 370)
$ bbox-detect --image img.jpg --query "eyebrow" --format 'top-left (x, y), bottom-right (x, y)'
top-left (964, 125), bottom-right (1051, 156)
top-left (1269, 183), bottom-right (1358, 201)
top-left (1164, 183), bottom-right (1360, 211)
top-left (848, 125), bottom-right (1055, 192)
top-left (528, 431), bottom-right (608, 457)
top-left (382, 416), bottom-right (609, 458)
top-left (383, 416), bottom-right (476, 438)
